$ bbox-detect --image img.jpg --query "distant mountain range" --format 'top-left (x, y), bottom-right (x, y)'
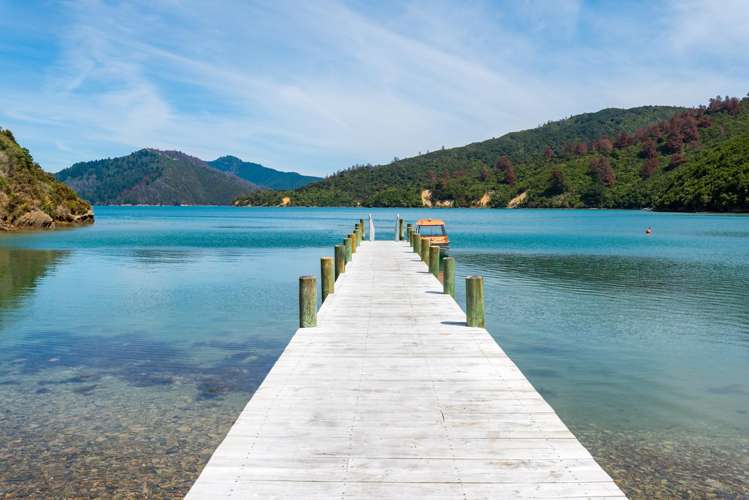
top-left (237, 95), bottom-right (749, 212)
top-left (209, 155), bottom-right (321, 190)
top-left (56, 150), bottom-right (321, 205)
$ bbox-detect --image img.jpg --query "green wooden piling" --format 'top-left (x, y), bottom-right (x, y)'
top-left (334, 244), bottom-right (345, 279)
top-left (299, 275), bottom-right (317, 327)
top-left (344, 237), bottom-right (352, 263)
top-left (429, 245), bottom-right (440, 277)
top-left (406, 224), bottom-right (413, 246)
top-left (443, 257), bottom-right (455, 297)
top-left (414, 234), bottom-right (421, 255)
top-left (466, 275), bottom-right (485, 327)
top-left (420, 238), bottom-right (430, 263)
top-left (321, 257), bottom-right (334, 302)
top-left (398, 218), bottom-right (404, 240)
top-left (359, 219), bottom-right (365, 240)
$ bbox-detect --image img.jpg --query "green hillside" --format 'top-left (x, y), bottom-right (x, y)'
top-left (0, 128), bottom-right (93, 230)
top-left (237, 97), bottom-right (749, 212)
top-left (209, 156), bottom-right (320, 190)
top-left (57, 149), bottom-right (257, 205)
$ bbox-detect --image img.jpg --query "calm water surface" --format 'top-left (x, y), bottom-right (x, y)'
top-left (0, 207), bottom-right (747, 498)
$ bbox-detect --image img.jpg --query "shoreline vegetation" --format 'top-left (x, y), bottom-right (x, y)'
top-left (0, 129), bottom-right (93, 232)
top-left (236, 94), bottom-right (749, 213)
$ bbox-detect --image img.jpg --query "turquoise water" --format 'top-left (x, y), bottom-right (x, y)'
top-left (1, 207), bottom-right (748, 497)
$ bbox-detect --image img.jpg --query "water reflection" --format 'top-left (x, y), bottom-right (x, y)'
top-left (0, 248), bottom-right (67, 318)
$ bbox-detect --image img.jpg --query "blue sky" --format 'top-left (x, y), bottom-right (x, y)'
top-left (1, 0), bottom-right (747, 175)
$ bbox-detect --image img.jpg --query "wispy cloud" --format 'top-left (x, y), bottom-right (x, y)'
top-left (0, 0), bottom-right (747, 174)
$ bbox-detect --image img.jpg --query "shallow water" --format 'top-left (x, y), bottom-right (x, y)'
top-left (1, 207), bottom-right (748, 498)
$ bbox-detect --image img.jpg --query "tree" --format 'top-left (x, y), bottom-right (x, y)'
top-left (495, 156), bottom-right (516, 185)
top-left (574, 142), bottom-right (589, 155)
top-left (478, 166), bottom-right (490, 182)
top-left (504, 164), bottom-right (517, 185)
top-left (664, 131), bottom-right (683, 154)
top-left (667, 152), bottom-right (687, 170)
top-left (640, 157), bottom-right (659, 179)
top-left (614, 132), bottom-right (632, 148)
top-left (640, 138), bottom-right (657, 159)
top-left (494, 156), bottom-right (512, 171)
top-left (548, 168), bottom-right (567, 195)
top-left (544, 146), bottom-right (554, 160)
top-left (589, 157), bottom-right (616, 187)
top-left (594, 137), bottom-right (613, 154)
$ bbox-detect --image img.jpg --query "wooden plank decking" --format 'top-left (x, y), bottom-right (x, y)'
top-left (187, 240), bottom-right (626, 499)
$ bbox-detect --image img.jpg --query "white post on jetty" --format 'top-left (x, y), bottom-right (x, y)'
top-left (368, 213), bottom-right (375, 241)
top-left (394, 213), bottom-right (399, 241)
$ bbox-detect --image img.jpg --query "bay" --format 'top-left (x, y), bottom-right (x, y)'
top-left (0, 206), bottom-right (747, 498)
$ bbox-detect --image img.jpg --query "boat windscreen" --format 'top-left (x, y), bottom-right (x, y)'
top-left (419, 225), bottom-right (445, 236)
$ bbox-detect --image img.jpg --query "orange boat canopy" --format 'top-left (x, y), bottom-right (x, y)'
top-left (416, 218), bottom-right (445, 226)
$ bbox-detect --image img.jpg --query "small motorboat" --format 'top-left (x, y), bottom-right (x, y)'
top-left (416, 218), bottom-right (449, 251)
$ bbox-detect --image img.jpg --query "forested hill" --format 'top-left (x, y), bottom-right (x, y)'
top-left (0, 128), bottom-right (93, 230)
top-left (57, 149), bottom-right (257, 205)
top-left (209, 156), bottom-right (320, 190)
top-left (236, 96), bottom-right (749, 212)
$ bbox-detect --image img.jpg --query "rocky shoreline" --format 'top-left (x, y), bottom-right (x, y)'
top-left (0, 208), bottom-right (94, 232)
top-left (0, 127), bottom-right (94, 232)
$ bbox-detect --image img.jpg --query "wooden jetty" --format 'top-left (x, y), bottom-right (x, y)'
top-left (187, 223), bottom-right (626, 499)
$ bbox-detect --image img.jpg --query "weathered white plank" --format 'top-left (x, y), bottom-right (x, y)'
top-left (187, 240), bottom-right (626, 499)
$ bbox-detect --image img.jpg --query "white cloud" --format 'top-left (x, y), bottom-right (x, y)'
top-left (0, 0), bottom-right (747, 175)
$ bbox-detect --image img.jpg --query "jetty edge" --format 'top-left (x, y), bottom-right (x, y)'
top-left (187, 219), bottom-right (626, 499)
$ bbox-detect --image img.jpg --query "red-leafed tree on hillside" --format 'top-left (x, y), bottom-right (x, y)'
top-left (640, 157), bottom-right (659, 179)
top-left (589, 157), bottom-right (616, 187)
top-left (593, 137), bottom-right (613, 154)
top-left (495, 156), bottom-right (516, 185)
top-left (640, 138), bottom-right (657, 159)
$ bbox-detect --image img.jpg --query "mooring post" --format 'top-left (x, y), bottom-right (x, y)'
top-left (359, 219), bottom-right (365, 240)
top-left (429, 245), bottom-right (440, 276)
top-left (344, 237), bottom-right (352, 263)
top-left (406, 224), bottom-right (413, 245)
top-left (334, 244), bottom-right (345, 279)
top-left (351, 231), bottom-right (357, 253)
top-left (466, 275), bottom-right (485, 327)
top-left (299, 275), bottom-right (317, 327)
top-left (414, 234), bottom-right (421, 256)
top-left (420, 238), bottom-right (430, 263)
top-left (443, 257), bottom-right (455, 297)
top-left (398, 218), bottom-right (404, 240)
top-left (321, 257), bottom-right (334, 302)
